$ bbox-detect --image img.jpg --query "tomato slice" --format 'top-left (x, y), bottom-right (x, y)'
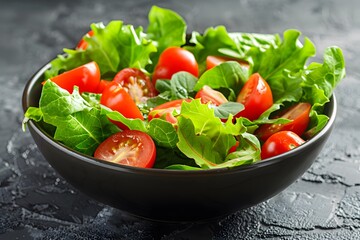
top-left (76, 30), bottom-right (94, 50)
top-left (113, 68), bottom-right (156, 104)
top-left (256, 102), bottom-right (311, 142)
top-left (195, 85), bottom-right (228, 106)
top-left (94, 130), bottom-right (156, 168)
top-left (206, 55), bottom-right (249, 70)
top-left (152, 47), bottom-right (199, 85)
top-left (261, 131), bottom-right (305, 159)
top-left (235, 73), bottom-right (273, 121)
top-left (49, 61), bottom-right (100, 93)
top-left (100, 82), bottom-right (144, 129)
top-left (148, 99), bottom-right (190, 124)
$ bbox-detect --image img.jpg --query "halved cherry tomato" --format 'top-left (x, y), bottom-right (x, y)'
top-left (76, 30), bottom-right (94, 50)
top-left (261, 131), bottom-right (305, 159)
top-left (235, 73), bottom-right (273, 121)
top-left (148, 99), bottom-right (190, 124)
top-left (195, 85), bottom-right (228, 106)
top-left (94, 130), bottom-right (156, 168)
top-left (256, 102), bottom-right (311, 142)
top-left (152, 47), bottom-right (199, 85)
top-left (100, 82), bottom-right (144, 129)
top-left (49, 61), bottom-right (100, 93)
top-left (113, 68), bottom-right (156, 104)
top-left (206, 55), bottom-right (249, 70)
top-left (94, 80), bottom-right (112, 94)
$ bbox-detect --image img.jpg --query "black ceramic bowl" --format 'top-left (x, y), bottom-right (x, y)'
top-left (22, 62), bottom-right (337, 222)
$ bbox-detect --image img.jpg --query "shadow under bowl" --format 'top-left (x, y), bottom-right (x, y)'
top-left (22, 62), bottom-right (337, 222)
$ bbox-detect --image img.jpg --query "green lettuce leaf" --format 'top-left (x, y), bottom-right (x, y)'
top-left (146, 5), bottom-right (187, 72)
top-left (195, 61), bottom-right (249, 95)
top-left (45, 20), bottom-right (157, 79)
top-left (251, 29), bottom-right (316, 103)
top-left (301, 46), bottom-right (345, 136)
top-left (187, 26), bottom-right (279, 73)
top-left (25, 81), bottom-right (119, 155)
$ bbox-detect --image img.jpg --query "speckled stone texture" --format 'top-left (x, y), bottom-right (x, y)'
top-left (1, 0), bottom-right (359, 239)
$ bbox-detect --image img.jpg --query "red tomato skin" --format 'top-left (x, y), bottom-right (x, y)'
top-left (195, 85), bottom-right (228, 106)
top-left (152, 47), bottom-right (199, 85)
top-left (228, 140), bottom-right (240, 154)
top-left (100, 82), bottom-right (144, 129)
top-left (261, 131), bottom-right (305, 160)
top-left (256, 102), bottom-right (311, 142)
top-left (49, 61), bottom-right (100, 93)
top-left (148, 99), bottom-right (190, 124)
top-left (94, 130), bottom-right (156, 168)
top-left (113, 68), bottom-right (157, 103)
top-left (206, 55), bottom-right (249, 70)
top-left (76, 30), bottom-right (94, 50)
top-left (235, 73), bottom-right (273, 121)
top-left (93, 80), bottom-right (111, 94)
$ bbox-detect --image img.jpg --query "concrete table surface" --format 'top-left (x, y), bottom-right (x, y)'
top-left (1, 0), bottom-right (359, 239)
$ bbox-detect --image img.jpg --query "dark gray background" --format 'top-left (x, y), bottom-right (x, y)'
top-left (1, 0), bottom-right (359, 239)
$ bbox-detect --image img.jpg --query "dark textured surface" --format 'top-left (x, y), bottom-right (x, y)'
top-left (1, 0), bottom-right (359, 239)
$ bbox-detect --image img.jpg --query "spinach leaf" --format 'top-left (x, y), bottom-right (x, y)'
top-left (195, 61), bottom-right (249, 95)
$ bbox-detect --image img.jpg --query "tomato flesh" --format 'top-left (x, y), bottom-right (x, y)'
top-left (261, 131), bottom-right (305, 159)
top-left (195, 85), bottom-right (228, 106)
top-left (256, 102), bottom-right (311, 142)
top-left (235, 73), bottom-right (273, 121)
top-left (49, 61), bottom-right (100, 93)
top-left (100, 82), bottom-right (144, 129)
top-left (113, 68), bottom-right (156, 104)
top-left (94, 130), bottom-right (156, 168)
top-left (152, 47), bottom-right (199, 85)
top-left (206, 55), bottom-right (249, 70)
top-left (76, 30), bottom-right (94, 50)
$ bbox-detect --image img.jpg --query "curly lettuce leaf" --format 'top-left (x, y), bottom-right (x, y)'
top-left (251, 29), bottom-right (316, 103)
top-left (301, 46), bottom-right (345, 137)
top-left (187, 26), bottom-right (279, 73)
top-left (24, 81), bottom-right (119, 155)
top-left (45, 21), bottom-right (157, 79)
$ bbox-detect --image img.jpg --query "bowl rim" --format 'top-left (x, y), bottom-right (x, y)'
top-left (22, 61), bottom-right (337, 177)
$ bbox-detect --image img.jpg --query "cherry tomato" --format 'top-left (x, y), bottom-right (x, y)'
top-left (148, 99), bottom-right (190, 124)
top-left (235, 73), bottom-right (273, 121)
top-left (152, 47), bottom-right (199, 85)
top-left (94, 80), bottom-right (111, 94)
top-left (261, 131), bottom-right (305, 159)
top-left (100, 82), bottom-right (144, 129)
top-left (94, 130), bottom-right (156, 168)
top-left (49, 61), bottom-right (100, 93)
top-left (76, 30), bottom-right (94, 50)
top-left (206, 55), bottom-right (249, 70)
top-left (195, 85), bottom-right (228, 106)
top-left (256, 102), bottom-right (311, 142)
top-left (113, 68), bottom-right (156, 104)
top-left (228, 140), bottom-right (240, 154)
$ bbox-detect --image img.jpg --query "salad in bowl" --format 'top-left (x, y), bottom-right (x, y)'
top-left (23, 6), bottom-right (345, 171)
